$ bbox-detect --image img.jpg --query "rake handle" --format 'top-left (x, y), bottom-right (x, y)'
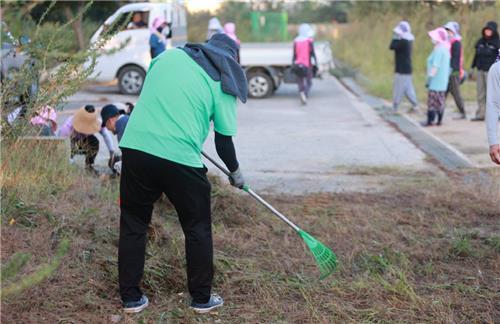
top-left (201, 151), bottom-right (301, 232)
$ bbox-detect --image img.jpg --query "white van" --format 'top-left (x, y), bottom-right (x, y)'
top-left (87, 2), bottom-right (187, 95)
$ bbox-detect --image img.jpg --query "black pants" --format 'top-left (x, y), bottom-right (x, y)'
top-left (119, 148), bottom-right (213, 303)
top-left (446, 74), bottom-right (465, 115)
top-left (70, 135), bottom-right (99, 166)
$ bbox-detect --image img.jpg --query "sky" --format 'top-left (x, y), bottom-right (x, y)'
top-left (185, 0), bottom-right (222, 13)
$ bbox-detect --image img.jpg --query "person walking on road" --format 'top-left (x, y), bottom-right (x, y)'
top-left (389, 21), bottom-right (419, 113)
top-left (149, 17), bottom-right (168, 59)
top-left (444, 21), bottom-right (466, 119)
top-left (486, 51), bottom-right (500, 165)
top-left (117, 33), bottom-right (247, 314)
top-left (224, 22), bottom-right (240, 62)
top-left (470, 21), bottom-right (499, 121)
top-left (422, 27), bottom-right (451, 127)
top-left (292, 23), bottom-right (317, 105)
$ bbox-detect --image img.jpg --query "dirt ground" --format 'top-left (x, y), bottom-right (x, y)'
top-left (404, 100), bottom-right (494, 168)
top-left (2, 166), bottom-right (499, 323)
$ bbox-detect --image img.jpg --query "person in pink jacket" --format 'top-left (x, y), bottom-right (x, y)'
top-left (292, 24), bottom-right (317, 105)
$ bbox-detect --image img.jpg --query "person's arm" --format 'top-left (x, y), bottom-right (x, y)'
top-left (99, 127), bottom-right (115, 155)
top-left (486, 64), bottom-right (500, 164)
top-left (471, 40), bottom-right (479, 69)
top-left (292, 42), bottom-right (297, 64)
top-left (213, 93), bottom-right (245, 188)
top-left (389, 39), bottom-right (401, 50)
top-left (310, 41), bottom-right (317, 66)
top-left (214, 132), bottom-right (239, 172)
top-left (450, 42), bottom-right (461, 73)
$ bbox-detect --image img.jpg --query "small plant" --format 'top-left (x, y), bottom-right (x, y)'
top-left (2, 238), bottom-right (70, 298)
top-left (485, 236), bottom-right (500, 253)
top-left (449, 235), bottom-right (474, 258)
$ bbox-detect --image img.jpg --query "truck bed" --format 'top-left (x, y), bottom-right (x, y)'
top-left (240, 41), bottom-right (333, 69)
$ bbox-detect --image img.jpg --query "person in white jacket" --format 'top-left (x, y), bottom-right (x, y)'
top-left (486, 53), bottom-right (500, 164)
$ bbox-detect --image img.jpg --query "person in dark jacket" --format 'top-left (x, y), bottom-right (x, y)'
top-left (389, 21), bottom-right (418, 112)
top-left (471, 21), bottom-right (499, 121)
top-left (444, 22), bottom-right (466, 119)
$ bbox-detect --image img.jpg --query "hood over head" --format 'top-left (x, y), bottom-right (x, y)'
top-left (482, 21), bottom-right (499, 39)
top-left (181, 33), bottom-right (247, 102)
top-left (295, 24), bottom-right (314, 41)
top-left (428, 27), bottom-right (450, 50)
top-left (394, 21), bottom-right (415, 41)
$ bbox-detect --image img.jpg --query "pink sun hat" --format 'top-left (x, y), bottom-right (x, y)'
top-left (428, 27), bottom-right (450, 50)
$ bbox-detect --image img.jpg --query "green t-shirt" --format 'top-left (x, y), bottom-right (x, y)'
top-left (119, 49), bottom-right (237, 167)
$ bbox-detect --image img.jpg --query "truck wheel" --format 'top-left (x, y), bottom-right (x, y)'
top-left (247, 71), bottom-right (273, 99)
top-left (118, 66), bottom-right (145, 95)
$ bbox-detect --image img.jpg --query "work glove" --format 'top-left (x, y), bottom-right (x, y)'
top-left (228, 168), bottom-right (245, 189)
top-left (108, 152), bottom-right (121, 171)
top-left (113, 161), bottom-right (122, 174)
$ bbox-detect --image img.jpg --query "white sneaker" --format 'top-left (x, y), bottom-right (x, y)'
top-left (300, 92), bottom-right (307, 105)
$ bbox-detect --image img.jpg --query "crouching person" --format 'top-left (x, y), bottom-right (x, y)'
top-left (58, 105), bottom-right (116, 173)
top-left (117, 33), bottom-right (247, 313)
top-left (101, 104), bottom-right (130, 174)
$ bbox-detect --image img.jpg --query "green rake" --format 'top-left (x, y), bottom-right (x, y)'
top-left (202, 152), bottom-right (338, 279)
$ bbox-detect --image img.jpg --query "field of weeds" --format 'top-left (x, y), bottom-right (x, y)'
top-left (1, 141), bottom-right (499, 323)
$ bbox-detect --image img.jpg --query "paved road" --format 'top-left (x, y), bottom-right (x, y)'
top-left (64, 77), bottom-right (434, 193)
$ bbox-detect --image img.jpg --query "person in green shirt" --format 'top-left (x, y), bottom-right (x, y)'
top-left (118, 33), bottom-right (247, 314)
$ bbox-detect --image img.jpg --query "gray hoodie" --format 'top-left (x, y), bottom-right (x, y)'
top-left (486, 61), bottom-right (500, 146)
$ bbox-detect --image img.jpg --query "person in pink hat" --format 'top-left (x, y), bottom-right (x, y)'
top-left (421, 27), bottom-right (451, 127)
top-left (223, 22), bottom-right (240, 62)
top-left (149, 17), bottom-right (170, 58)
top-left (30, 105), bottom-right (57, 136)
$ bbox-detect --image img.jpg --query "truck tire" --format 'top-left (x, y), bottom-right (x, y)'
top-left (118, 65), bottom-right (145, 95)
top-left (247, 71), bottom-right (273, 99)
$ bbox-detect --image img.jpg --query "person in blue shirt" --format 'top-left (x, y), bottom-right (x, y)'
top-left (101, 104), bottom-right (129, 173)
top-left (422, 27), bottom-right (451, 127)
top-left (149, 17), bottom-right (169, 58)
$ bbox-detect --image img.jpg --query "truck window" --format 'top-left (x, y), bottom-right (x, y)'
top-left (127, 11), bottom-right (149, 30)
top-left (104, 11), bottom-right (149, 34)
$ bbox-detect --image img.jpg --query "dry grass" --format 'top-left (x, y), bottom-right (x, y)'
top-left (1, 143), bottom-right (499, 323)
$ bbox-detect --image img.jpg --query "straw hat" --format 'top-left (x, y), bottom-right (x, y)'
top-left (73, 106), bottom-right (100, 135)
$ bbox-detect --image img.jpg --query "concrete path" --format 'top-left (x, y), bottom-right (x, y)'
top-left (63, 77), bottom-right (436, 193)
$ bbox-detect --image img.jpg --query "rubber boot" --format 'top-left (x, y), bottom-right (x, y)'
top-left (420, 110), bottom-right (435, 127)
top-left (437, 111), bottom-right (444, 126)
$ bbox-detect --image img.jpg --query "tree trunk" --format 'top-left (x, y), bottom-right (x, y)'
top-left (63, 3), bottom-right (85, 51)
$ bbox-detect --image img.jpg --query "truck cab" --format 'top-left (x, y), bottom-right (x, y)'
top-left (87, 2), bottom-right (187, 95)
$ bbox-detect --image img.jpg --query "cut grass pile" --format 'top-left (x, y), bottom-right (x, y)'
top-left (1, 141), bottom-right (499, 322)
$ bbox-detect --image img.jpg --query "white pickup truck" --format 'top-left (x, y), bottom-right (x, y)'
top-left (241, 42), bottom-right (334, 98)
top-left (88, 3), bottom-right (334, 98)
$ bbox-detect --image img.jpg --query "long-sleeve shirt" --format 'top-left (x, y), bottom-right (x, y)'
top-left (58, 115), bottom-right (115, 152)
top-left (486, 61), bottom-right (500, 146)
top-left (450, 40), bottom-right (461, 73)
top-left (389, 38), bottom-right (412, 74)
top-left (150, 33), bottom-right (166, 59)
top-left (427, 45), bottom-right (451, 92)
